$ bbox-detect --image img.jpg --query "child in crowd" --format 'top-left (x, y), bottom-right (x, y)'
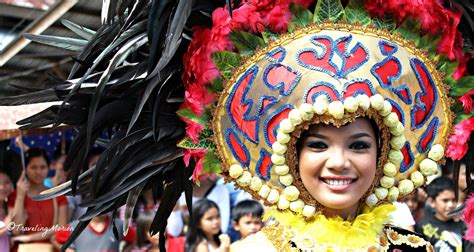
top-left (185, 199), bottom-right (230, 252)
top-left (0, 171), bottom-right (13, 251)
top-left (230, 200), bottom-right (263, 247)
top-left (55, 213), bottom-right (136, 252)
top-left (415, 177), bottom-right (473, 251)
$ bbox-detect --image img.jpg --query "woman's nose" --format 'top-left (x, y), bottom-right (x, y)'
top-left (325, 148), bottom-right (347, 170)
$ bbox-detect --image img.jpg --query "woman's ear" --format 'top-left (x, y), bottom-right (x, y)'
top-left (427, 197), bottom-right (434, 208)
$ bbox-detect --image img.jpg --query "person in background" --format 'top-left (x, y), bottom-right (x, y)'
top-left (230, 200), bottom-right (263, 250)
top-left (415, 177), bottom-right (473, 251)
top-left (8, 148), bottom-right (68, 252)
top-left (185, 199), bottom-right (230, 252)
top-left (402, 189), bottom-right (424, 222)
top-left (44, 141), bottom-right (69, 188)
top-left (55, 213), bottom-right (136, 252)
top-left (0, 171), bottom-right (13, 251)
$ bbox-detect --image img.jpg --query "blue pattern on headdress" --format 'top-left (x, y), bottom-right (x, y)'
top-left (416, 117), bottom-right (439, 154)
top-left (263, 104), bottom-right (294, 147)
top-left (263, 63), bottom-right (302, 96)
top-left (409, 58), bottom-right (438, 129)
top-left (225, 128), bottom-right (251, 167)
top-left (255, 148), bottom-right (273, 181)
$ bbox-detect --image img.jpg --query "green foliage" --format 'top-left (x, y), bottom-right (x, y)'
top-left (262, 30), bottom-right (280, 43)
top-left (177, 129), bottom-right (216, 150)
top-left (314, 0), bottom-right (345, 23)
top-left (211, 51), bottom-right (242, 79)
top-left (449, 76), bottom-right (474, 97)
top-left (418, 33), bottom-right (440, 56)
top-left (208, 77), bottom-right (224, 94)
top-left (176, 108), bottom-right (211, 126)
top-left (202, 150), bottom-right (223, 174)
top-left (372, 15), bottom-right (396, 31)
top-left (394, 19), bottom-right (421, 45)
top-left (288, 3), bottom-right (313, 32)
top-left (344, 0), bottom-right (371, 26)
top-left (229, 31), bottom-right (266, 56)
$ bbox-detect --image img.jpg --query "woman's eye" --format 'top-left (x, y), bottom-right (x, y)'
top-left (350, 141), bottom-right (371, 150)
top-left (307, 141), bottom-right (327, 149)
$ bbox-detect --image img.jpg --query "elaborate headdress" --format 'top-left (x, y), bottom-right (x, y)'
top-left (179, 0), bottom-right (472, 213)
top-left (0, 0), bottom-right (472, 250)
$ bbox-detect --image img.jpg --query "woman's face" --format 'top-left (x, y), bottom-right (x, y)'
top-left (0, 173), bottom-right (12, 200)
top-left (298, 118), bottom-right (378, 212)
top-left (199, 207), bottom-right (221, 236)
top-left (26, 156), bottom-right (49, 185)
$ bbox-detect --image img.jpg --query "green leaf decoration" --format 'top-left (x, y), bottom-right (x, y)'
top-left (394, 19), bottom-right (421, 45)
top-left (177, 129), bottom-right (216, 150)
top-left (262, 30), bottom-right (280, 43)
top-left (288, 3), bottom-right (313, 32)
top-left (314, 0), bottom-right (345, 23)
top-left (455, 111), bottom-right (474, 124)
top-left (211, 51), bottom-right (242, 79)
top-left (438, 60), bottom-right (458, 77)
top-left (419, 33), bottom-right (440, 56)
top-left (229, 31), bottom-right (266, 56)
top-left (207, 77), bottom-right (224, 94)
top-left (449, 76), bottom-right (474, 97)
top-left (372, 15), bottom-right (396, 31)
top-left (202, 150), bottom-right (223, 174)
top-left (176, 108), bottom-right (211, 126)
top-left (344, 0), bottom-right (371, 26)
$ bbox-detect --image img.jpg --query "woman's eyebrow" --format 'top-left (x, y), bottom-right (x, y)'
top-left (305, 133), bottom-right (327, 139)
top-left (349, 133), bottom-right (373, 139)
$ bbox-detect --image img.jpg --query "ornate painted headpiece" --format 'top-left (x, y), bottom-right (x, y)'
top-left (179, 0), bottom-right (473, 215)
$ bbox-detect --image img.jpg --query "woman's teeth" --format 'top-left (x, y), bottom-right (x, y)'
top-left (324, 179), bottom-right (352, 185)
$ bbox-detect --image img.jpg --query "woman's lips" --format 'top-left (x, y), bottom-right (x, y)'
top-left (320, 177), bottom-right (356, 192)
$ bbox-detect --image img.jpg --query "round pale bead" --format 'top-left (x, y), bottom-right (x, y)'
top-left (356, 94), bottom-right (370, 111)
top-left (383, 113), bottom-right (399, 128)
top-left (283, 186), bottom-right (300, 201)
top-left (388, 150), bottom-right (403, 164)
top-left (390, 122), bottom-right (404, 136)
top-left (300, 103), bottom-right (314, 121)
top-left (278, 196), bottom-right (290, 210)
top-left (398, 179), bottom-right (414, 195)
top-left (380, 101), bottom-right (393, 117)
top-left (428, 144), bottom-right (445, 161)
top-left (267, 189), bottom-right (280, 203)
top-left (237, 171), bottom-right (252, 186)
top-left (279, 119), bottom-right (295, 134)
top-left (277, 132), bottom-right (290, 144)
top-left (420, 159), bottom-right (438, 176)
top-left (380, 176), bottom-right (395, 189)
top-left (275, 165), bottom-right (290, 175)
top-left (383, 163), bottom-right (398, 177)
top-left (279, 174), bottom-right (294, 186)
top-left (302, 205), bottom-right (316, 217)
top-left (272, 142), bottom-right (288, 155)
top-left (390, 135), bottom-right (406, 150)
top-left (249, 177), bottom-right (263, 191)
top-left (375, 187), bottom-right (388, 200)
top-left (343, 96), bottom-right (358, 113)
top-left (289, 109), bottom-right (303, 125)
top-left (314, 98), bottom-right (329, 115)
top-left (388, 187), bottom-right (400, 202)
top-left (289, 199), bottom-right (305, 213)
top-left (258, 185), bottom-right (271, 198)
top-left (271, 154), bottom-right (286, 165)
top-left (370, 94), bottom-right (384, 110)
top-left (328, 101), bottom-right (344, 119)
top-left (410, 171), bottom-right (424, 187)
top-left (229, 164), bottom-right (244, 178)
top-left (366, 194), bottom-right (378, 207)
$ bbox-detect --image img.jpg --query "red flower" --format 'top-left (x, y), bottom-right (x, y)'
top-left (446, 117), bottom-right (474, 160)
top-left (182, 148), bottom-right (207, 181)
top-left (180, 114), bottom-right (205, 143)
top-left (457, 89), bottom-right (474, 114)
top-left (453, 53), bottom-right (472, 80)
top-left (463, 195), bottom-right (474, 242)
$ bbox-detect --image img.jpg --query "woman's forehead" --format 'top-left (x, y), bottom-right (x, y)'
top-left (307, 118), bottom-right (375, 136)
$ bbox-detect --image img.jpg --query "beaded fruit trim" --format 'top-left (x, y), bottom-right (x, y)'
top-left (228, 95), bottom-right (445, 216)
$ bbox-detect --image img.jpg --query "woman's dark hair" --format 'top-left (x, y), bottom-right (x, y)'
top-left (185, 199), bottom-right (221, 252)
top-left (25, 147), bottom-right (50, 167)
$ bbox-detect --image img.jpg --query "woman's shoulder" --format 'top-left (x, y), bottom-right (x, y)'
top-left (382, 225), bottom-right (434, 251)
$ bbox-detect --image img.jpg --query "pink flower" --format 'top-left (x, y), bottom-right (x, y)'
top-left (463, 195), bottom-right (474, 241)
top-left (446, 117), bottom-right (474, 160)
top-left (182, 148), bottom-right (207, 181)
top-left (458, 89), bottom-right (474, 114)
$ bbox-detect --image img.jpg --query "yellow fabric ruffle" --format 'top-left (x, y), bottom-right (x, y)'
top-left (263, 204), bottom-right (396, 249)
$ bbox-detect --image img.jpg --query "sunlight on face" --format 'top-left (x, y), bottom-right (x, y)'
top-left (298, 118), bottom-right (378, 212)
